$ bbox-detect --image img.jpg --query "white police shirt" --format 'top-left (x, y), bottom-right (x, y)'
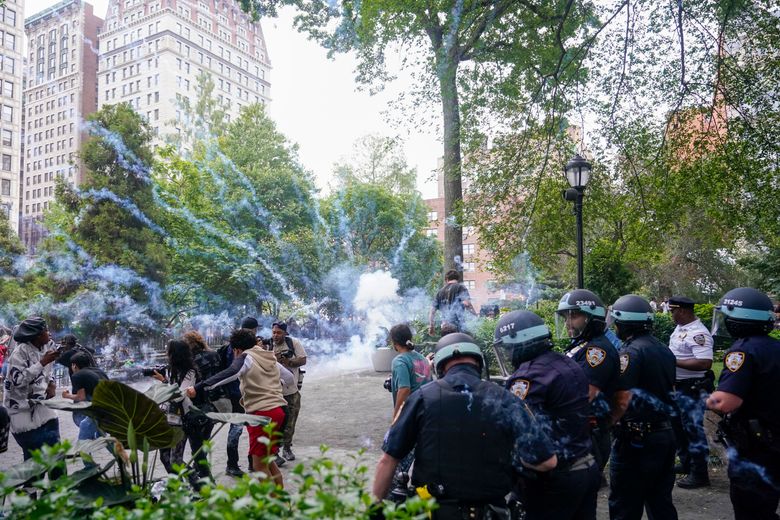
top-left (668, 318), bottom-right (713, 380)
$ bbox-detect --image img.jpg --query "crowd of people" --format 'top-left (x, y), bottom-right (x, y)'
top-left (0, 316), bottom-right (308, 491)
top-left (376, 277), bottom-right (780, 520)
top-left (0, 276), bottom-right (778, 519)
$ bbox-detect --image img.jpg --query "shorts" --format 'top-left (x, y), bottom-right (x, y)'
top-left (247, 407), bottom-right (286, 458)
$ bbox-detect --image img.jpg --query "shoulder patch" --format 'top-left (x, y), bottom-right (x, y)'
top-left (586, 347), bottom-right (606, 368)
top-left (510, 379), bottom-right (531, 400)
top-left (619, 353), bottom-right (630, 374)
top-left (725, 351), bottom-right (745, 373)
top-left (693, 334), bottom-right (706, 346)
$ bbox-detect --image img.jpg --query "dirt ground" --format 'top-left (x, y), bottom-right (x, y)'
top-left (0, 369), bottom-right (747, 518)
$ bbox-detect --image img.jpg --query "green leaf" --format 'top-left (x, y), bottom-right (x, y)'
top-left (0, 458), bottom-right (49, 488)
top-left (70, 479), bottom-right (141, 508)
top-left (143, 382), bottom-right (182, 404)
top-left (206, 412), bottom-right (271, 426)
top-left (90, 380), bottom-right (184, 450)
top-left (42, 398), bottom-right (93, 411)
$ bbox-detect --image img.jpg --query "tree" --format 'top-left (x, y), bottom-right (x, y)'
top-left (248, 1), bottom-right (596, 274)
top-left (0, 209), bottom-right (23, 275)
top-left (323, 183), bottom-right (441, 291)
top-left (331, 134), bottom-right (417, 195)
top-left (52, 103), bottom-right (169, 284)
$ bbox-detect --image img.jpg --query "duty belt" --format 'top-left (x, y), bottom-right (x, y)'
top-left (622, 420), bottom-right (672, 433)
top-left (558, 453), bottom-right (595, 472)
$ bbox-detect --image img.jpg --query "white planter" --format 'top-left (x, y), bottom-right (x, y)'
top-left (371, 347), bottom-right (398, 372)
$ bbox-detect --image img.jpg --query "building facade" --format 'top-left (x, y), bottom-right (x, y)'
top-left (424, 170), bottom-right (520, 312)
top-left (0, 0), bottom-right (24, 234)
top-left (97, 0), bottom-right (271, 141)
top-left (22, 0), bottom-right (102, 250)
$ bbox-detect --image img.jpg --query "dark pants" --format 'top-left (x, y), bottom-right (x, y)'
top-left (227, 394), bottom-right (243, 469)
top-left (522, 461), bottom-right (600, 520)
top-left (591, 422), bottom-right (612, 473)
top-left (727, 449), bottom-right (780, 520)
top-left (161, 420), bottom-right (214, 487)
top-left (282, 391), bottom-right (301, 448)
top-left (12, 418), bottom-right (64, 480)
top-left (672, 378), bottom-right (711, 476)
top-left (609, 428), bottom-right (678, 520)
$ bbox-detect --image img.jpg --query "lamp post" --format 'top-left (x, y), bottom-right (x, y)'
top-left (562, 154), bottom-right (591, 289)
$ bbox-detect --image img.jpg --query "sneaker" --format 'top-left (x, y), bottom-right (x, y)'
top-left (677, 473), bottom-right (710, 489)
top-left (283, 447), bottom-right (296, 461)
top-left (275, 454), bottom-right (287, 467)
top-left (225, 466), bottom-right (245, 478)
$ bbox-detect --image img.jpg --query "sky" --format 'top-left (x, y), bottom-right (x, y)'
top-left (32, 0), bottom-right (442, 198)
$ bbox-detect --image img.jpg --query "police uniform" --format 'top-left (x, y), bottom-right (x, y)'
top-left (566, 334), bottom-right (620, 473)
top-left (667, 303), bottom-right (714, 480)
top-left (383, 363), bottom-right (555, 518)
top-left (507, 350), bottom-right (599, 520)
top-left (609, 333), bottom-right (678, 520)
top-left (717, 335), bottom-right (780, 520)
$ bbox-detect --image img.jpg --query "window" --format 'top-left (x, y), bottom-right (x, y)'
top-left (464, 280), bottom-right (476, 290)
top-left (427, 211), bottom-right (438, 221)
top-left (1, 129), bottom-right (10, 146)
top-left (464, 244), bottom-right (475, 255)
top-left (1, 178), bottom-right (9, 196)
top-left (463, 262), bottom-right (476, 272)
top-left (3, 80), bottom-right (13, 98)
top-left (425, 229), bottom-right (438, 238)
top-left (1, 104), bottom-right (11, 122)
top-left (4, 32), bottom-right (14, 51)
top-left (462, 226), bottom-right (475, 238)
top-left (1, 154), bottom-right (11, 171)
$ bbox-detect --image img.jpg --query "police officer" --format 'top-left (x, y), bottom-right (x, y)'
top-left (495, 310), bottom-right (599, 520)
top-left (666, 295), bottom-right (714, 488)
top-left (555, 290), bottom-right (620, 480)
top-left (706, 287), bottom-right (780, 520)
top-left (374, 333), bottom-right (557, 519)
top-left (608, 295), bottom-right (678, 520)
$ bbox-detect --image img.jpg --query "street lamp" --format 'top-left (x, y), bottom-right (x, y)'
top-left (562, 154), bottom-right (591, 289)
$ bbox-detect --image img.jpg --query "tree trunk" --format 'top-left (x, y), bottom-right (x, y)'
top-left (439, 62), bottom-right (464, 274)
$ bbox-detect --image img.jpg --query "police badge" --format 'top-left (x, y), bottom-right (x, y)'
top-left (510, 379), bottom-right (531, 399)
top-left (619, 353), bottom-right (630, 374)
top-left (586, 347), bottom-right (606, 367)
top-left (725, 351), bottom-right (745, 372)
top-left (693, 334), bottom-right (706, 346)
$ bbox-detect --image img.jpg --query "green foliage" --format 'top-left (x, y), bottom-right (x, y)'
top-left (0, 445), bottom-right (435, 519)
top-left (584, 240), bottom-right (640, 306)
top-left (332, 134), bottom-right (418, 195)
top-left (0, 209), bottom-right (23, 274)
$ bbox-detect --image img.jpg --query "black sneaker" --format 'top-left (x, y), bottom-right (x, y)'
top-left (275, 454), bottom-right (287, 467)
top-left (677, 474), bottom-right (710, 489)
top-left (226, 466), bottom-right (245, 478)
top-left (283, 447), bottom-right (296, 461)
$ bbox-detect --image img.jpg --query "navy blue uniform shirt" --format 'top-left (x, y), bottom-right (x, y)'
top-left (507, 350), bottom-right (592, 463)
top-left (718, 335), bottom-right (780, 432)
top-left (566, 334), bottom-right (620, 419)
top-left (616, 333), bottom-right (676, 422)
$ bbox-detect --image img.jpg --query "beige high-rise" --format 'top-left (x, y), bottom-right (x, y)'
top-left (98, 0), bottom-right (271, 141)
top-left (22, 0), bottom-right (102, 251)
top-left (0, 0), bottom-right (24, 235)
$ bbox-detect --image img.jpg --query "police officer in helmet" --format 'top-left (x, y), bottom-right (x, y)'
top-left (555, 290), bottom-right (620, 482)
top-left (495, 310), bottom-right (599, 520)
top-left (374, 333), bottom-right (557, 519)
top-left (607, 295), bottom-right (678, 520)
top-left (706, 287), bottom-right (780, 520)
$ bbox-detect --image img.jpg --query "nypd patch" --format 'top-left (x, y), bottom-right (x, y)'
top-left (586, 347), bottom-right (606, 368)
top-left (725, 351), bottom-right (745, 372)
top-left (510, 379), bottom-right (531, 400)
top-left (619, 353), bottom-right (630, 374)
top-left (693, 334), bottom-right (706, 346)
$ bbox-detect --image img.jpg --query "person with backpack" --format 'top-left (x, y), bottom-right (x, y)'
top-left (428, 270), bottom-right (477, 335)
top-left (183, 331), bottom-right (229, 414)
top-left (55, 334), bottom-right (97, 378)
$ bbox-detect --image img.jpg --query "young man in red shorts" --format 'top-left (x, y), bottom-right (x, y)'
top-left (189, 328), bottom-right (292, 487)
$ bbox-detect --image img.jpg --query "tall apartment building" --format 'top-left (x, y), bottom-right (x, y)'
top-left (97, 0), bottom-right (271, 140)
top-left (0, 0), bottom-right (24, 234)
top-left (22, 0), bottom-right (102, 250)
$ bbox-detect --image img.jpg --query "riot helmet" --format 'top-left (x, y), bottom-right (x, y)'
top-left (493, 310), bottom-right (552, 372)
top-left (555, 289), bottom-right (607, 341)
top-left (712, 287), bottom-right (774, 338)
top-left (609, 294), bottom-right (654, 341)
top-left (432, 332), bottom-right (484, 377)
